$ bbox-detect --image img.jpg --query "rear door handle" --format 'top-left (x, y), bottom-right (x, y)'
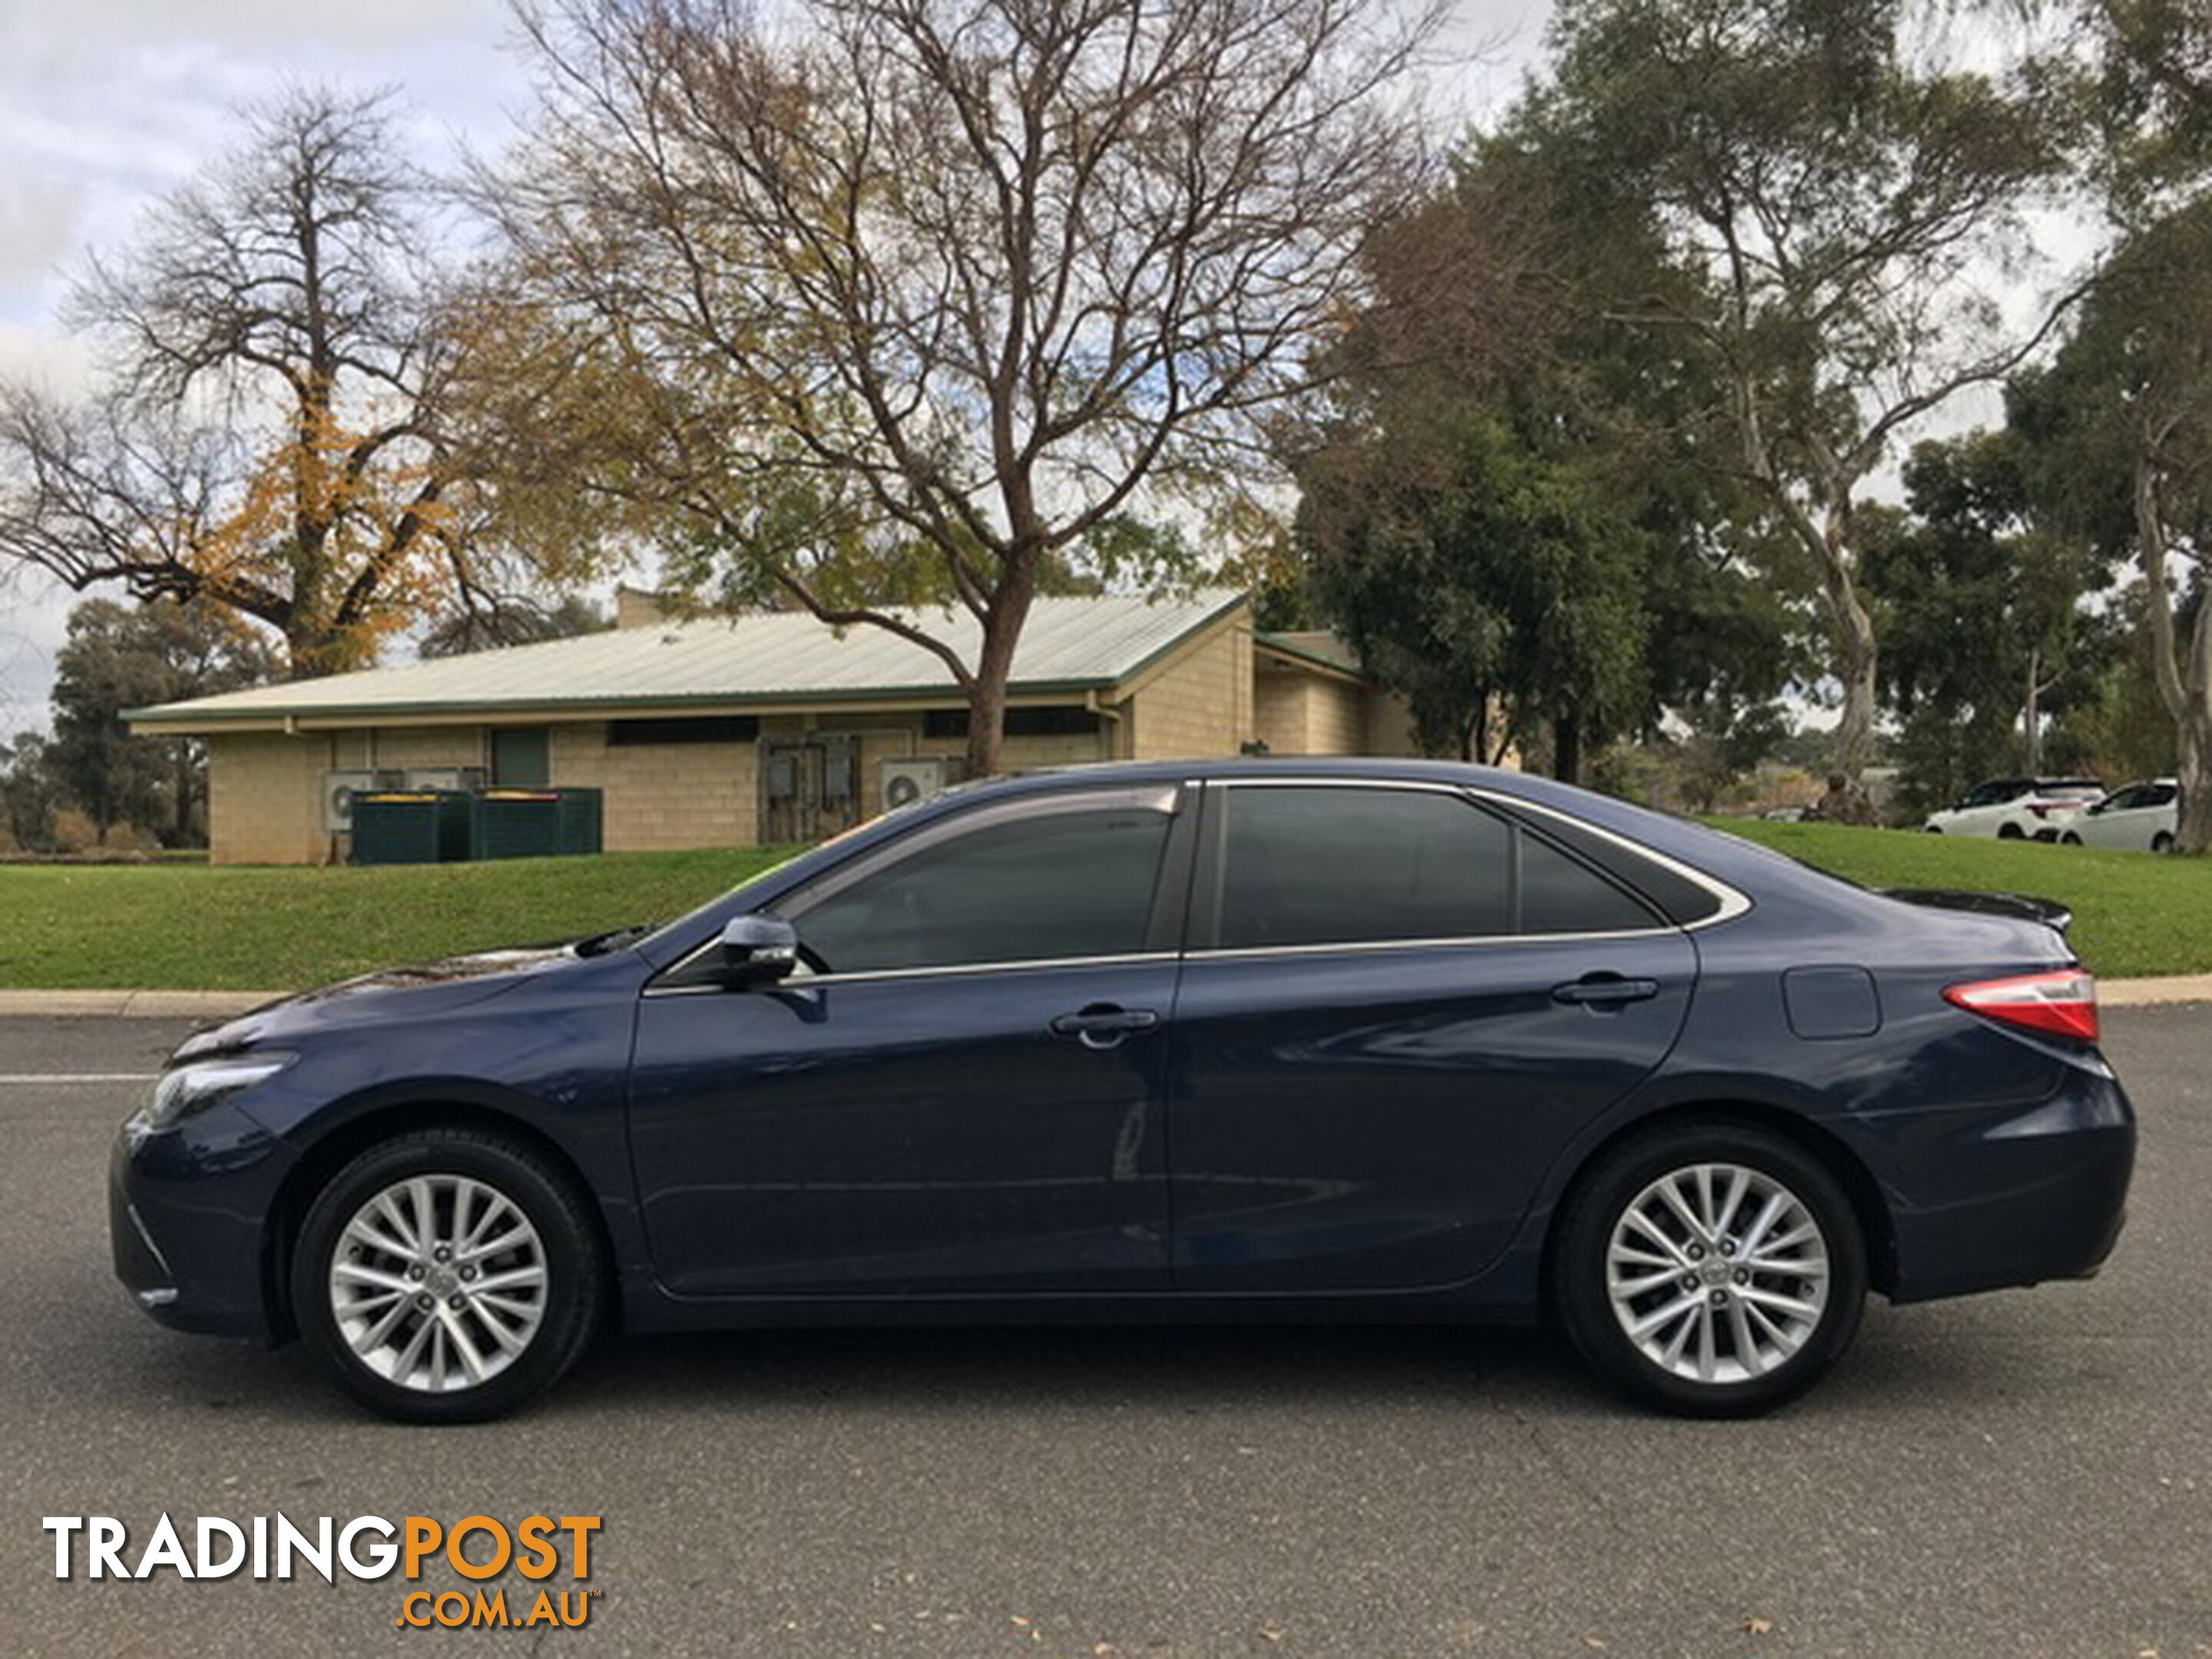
top-left (1551, 975), bottom-right (1661, 1008)
top-left (1050, 1005), bottom-right (1160, 1048)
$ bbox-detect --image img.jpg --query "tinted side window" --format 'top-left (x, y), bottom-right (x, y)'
top-left (1518, 834), bottom-right (1661, 934)
top-left (791, 806), bottom-right (1171, 974)
top-left (1214, 788), bottom-right (1512, 948)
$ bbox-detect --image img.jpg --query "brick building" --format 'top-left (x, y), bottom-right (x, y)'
top-left (128, 590), bottom-right (1431, 865)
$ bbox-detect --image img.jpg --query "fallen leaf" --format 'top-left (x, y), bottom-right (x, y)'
top-left (1584, 1640), bottom-right (1608, 1652)
top-left (1743, 1618), bottom-right (1774, 1635)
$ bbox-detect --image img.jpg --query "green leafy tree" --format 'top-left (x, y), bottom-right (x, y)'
top-left (2025, 200), bottom-right (2212, 846)
top-left (1525, 0), bottom-right (2078, 780)
top-left (47, 598), bottom-right (275, 846)
top-left (1862, 431), bottom-right (2112, 814)
top-left (1300, 412), bottom-right (1646, 767)
top-left (1293, 131), bottom-right (1797, 780)
top-left (0, 733), bottom-right (61, 853)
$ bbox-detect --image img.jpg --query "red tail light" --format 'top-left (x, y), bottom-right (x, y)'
top-left (1943, 970), bottom-right (2099, 1042)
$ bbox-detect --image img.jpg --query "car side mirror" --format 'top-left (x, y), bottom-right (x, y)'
top-left (717, 915), bottom-right (800, 988)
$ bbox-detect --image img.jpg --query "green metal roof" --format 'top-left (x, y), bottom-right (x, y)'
top-left (129, 591), bottom-right (1250, 728)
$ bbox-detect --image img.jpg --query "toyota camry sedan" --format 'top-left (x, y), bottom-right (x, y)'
top-left (111, 760), bottom-right (2134, 1422)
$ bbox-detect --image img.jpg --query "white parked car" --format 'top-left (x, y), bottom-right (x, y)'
top-left (1922, 777), bottom-right (2107, 841)
top-left (2060, 778), bottom-right (2180, 853)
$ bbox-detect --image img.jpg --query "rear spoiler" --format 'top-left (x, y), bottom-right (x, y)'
top-left (1879, 887), bottom-right (2073, 935)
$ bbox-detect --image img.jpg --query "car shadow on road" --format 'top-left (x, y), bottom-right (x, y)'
top-left (91, 1299), bottom-right (2098, 1429)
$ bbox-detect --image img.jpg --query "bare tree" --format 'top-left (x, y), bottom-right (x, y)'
top-left (1531, 0), bottom-right (2081, 779)
top-left (0, 88), bottom-right (541, 678)
top-left (486, 0), bottom-right (1439, 777)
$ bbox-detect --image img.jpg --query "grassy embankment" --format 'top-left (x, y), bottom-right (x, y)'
top-left (0, 846), bottom-right (801, 990)
top-left (1707, 817), bottom-right (2212, 980)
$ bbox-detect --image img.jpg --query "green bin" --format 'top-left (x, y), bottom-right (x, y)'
top-left (350, 792), bottom-right (475, 865)
top-left (468, 788), bottom-right (602, 860)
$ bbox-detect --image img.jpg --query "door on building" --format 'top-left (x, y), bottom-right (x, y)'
top-left (760, 734), bottom-right (861, 842)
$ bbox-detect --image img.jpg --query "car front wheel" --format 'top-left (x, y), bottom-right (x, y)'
top-left (1553, 1122), bottom-right (1867, 1417)
top-left (291, 1128), bottom-right (605, 1423)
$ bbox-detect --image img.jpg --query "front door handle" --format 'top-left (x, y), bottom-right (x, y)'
top-left (1551, 975), bottom-right (1661, 1008)
top-left (1049, 1005), bottom-right (1160, 1049)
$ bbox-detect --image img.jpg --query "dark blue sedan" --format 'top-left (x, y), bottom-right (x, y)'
top-left (111, 761), bottom-right (2134, 1420)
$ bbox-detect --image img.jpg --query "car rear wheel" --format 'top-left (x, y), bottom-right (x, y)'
top-left (1553, 1122), bottom-right (1866, 1417)
top-left (1997, 823), bottom-right (2025, 839)
top-left (2059, 832), bottom-right (2082, 846)
top-left (291, 1128), bottom-right (605, 1423)
top-left (2153, 832), bottom-right (2174, 854)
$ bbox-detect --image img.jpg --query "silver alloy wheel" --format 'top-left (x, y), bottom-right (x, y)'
top-left (1604, 1161), bottom-right (1830, 1386)
top-left (327, 1174), bottom-right (548, 1393)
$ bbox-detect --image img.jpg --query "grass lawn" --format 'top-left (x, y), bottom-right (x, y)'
top-left (1707, 818), bottom-right (2212, 981)
top-left (0, 846), bottom-right (803, 991)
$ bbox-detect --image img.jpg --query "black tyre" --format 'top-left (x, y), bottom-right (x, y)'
top-left (1923, 825), bottom-right (1941, 834)
top-left (1997, 823), bottom-right (2025, 839)
top-left (2153, 832), bottom-right (2174, 854)
top-left (2060, 832), bottom-right (2082, 846)
top-left (1552, 1121), bottom-right (1867, 1418)
top-left (291, 1128), bottom-right (606, 1423)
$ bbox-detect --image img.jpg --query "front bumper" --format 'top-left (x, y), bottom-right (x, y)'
top-left (109, 1101), bottom-right (296, 1340)
top-left (1883, 1065), bottom-right (2135, 1303)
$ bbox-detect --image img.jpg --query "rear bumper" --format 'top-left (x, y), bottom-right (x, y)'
top-left (1883, 1068), bottom-right (2134, 1303)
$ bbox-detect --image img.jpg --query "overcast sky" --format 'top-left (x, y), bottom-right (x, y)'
top-left (0, 0), bottom-right (1550, 738)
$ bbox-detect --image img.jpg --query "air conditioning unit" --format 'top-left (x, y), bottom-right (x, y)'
top-left (323, 770), bottom-right (406, 833)
top-left (404, 767), bottom-right (488, 793)
top-left (879, 756), bottom-right (953, 812)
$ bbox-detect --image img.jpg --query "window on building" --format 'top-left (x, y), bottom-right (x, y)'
top-left (921, 705), bottom-right (1102, 739)
top-left (608, 716), bottom-right (760, 746)
top-left (490, 727), bottom-right (551, 787)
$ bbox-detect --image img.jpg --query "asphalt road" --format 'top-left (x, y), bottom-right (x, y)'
top-left (0, 1011), bottom-right (2204, 1658)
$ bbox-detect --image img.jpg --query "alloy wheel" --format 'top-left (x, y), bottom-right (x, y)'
top-left (1604, 1162), bottom-right (1831, 1386)
top-left (326, 1174), bottom-right (548, 1393)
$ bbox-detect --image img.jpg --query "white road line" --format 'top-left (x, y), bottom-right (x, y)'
top-left (0, 1074), bottom-right (155, 1084)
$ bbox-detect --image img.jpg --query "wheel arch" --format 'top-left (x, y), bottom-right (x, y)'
top-left (260, 1099), bottom-right (618, 1344)
top-left (1539, 1101), bottom-right (1898, 1301)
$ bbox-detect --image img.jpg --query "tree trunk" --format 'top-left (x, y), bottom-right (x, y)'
top-left (962, 586), bottom-right (1035, 780)
top-left (1820, 520), bottom-right (1879, 783)
top-left (1552, 715), bottom-right (1582, 786)
top-left (2022, 645), bottom-right (2041, 775)
top-left (2135, 455), bottom-right (2212, 854)
top-left (2175, 707), bottom-right (2212, 856)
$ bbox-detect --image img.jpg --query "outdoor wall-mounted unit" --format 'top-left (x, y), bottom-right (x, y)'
top-left (403, 767), bottom-right (488, 793)
top-left (879, 756), bottom-right (954, 812)
top-left (322, 769), bottom-right (406, 834)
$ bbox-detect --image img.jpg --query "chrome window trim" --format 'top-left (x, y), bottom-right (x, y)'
top-left (642, 949), bottom-right (1180, 997)
top-left (643, 773), bottom-right (1752, 994)
top-left (1181, 927), bottom-right (1689, 964)
top-left (647, 782), bottom-right (1182, 992)
top-left (1465, 787), bottom-right (1753, 930)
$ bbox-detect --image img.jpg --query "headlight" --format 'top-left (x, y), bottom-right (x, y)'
top-left (137, 1053), bottom-right (296, 1133)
